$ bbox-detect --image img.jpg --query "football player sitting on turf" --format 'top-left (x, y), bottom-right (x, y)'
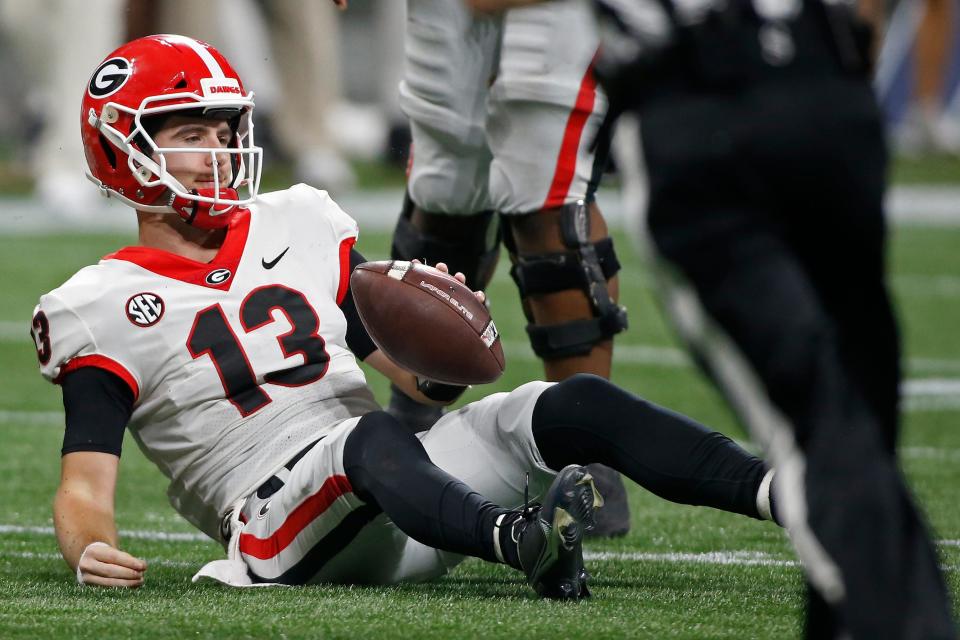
top-left (32, 35), bottom-right (779, 593)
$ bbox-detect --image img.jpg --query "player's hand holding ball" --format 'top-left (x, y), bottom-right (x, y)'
top-left (429, 261), bottom-right (486, 306)
top-left (350, 259), bottom-right (505, 386)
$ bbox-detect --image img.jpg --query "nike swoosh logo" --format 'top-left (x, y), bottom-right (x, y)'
top-left (261, 247), bottom-right (289, 269)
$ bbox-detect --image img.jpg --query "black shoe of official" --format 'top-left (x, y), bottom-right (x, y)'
top-left (387, 383), bottom-right (443, 433)
top-left (510, 465), bottom-right (601, 600)
top-left (584, 463), bottom-right (630, 538)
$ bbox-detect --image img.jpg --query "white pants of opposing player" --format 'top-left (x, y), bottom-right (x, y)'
top-left (237, 381), bottom-right (556, 584)
top-left (401, 0), bottom-right (607, 214)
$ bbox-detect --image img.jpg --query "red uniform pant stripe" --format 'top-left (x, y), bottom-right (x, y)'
top-left (542, 58), bottom-right (598, 210)
top-left (239, 474), bottom-right (354, 560)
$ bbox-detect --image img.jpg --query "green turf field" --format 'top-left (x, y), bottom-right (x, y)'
top-left (0, 226), bottom-right (957, 639)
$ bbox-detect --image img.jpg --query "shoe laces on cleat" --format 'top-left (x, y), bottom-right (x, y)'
top-left (512, 465), bottom-right (600, 600)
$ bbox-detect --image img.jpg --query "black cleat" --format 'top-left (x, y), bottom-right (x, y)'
top-left (511, 465), bottom-right (602, 600)
top-left (584, 463), bottom-right (630, 538)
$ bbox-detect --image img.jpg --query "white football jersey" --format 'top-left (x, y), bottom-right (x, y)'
top-left (33, 184), bottom-right (380, 540)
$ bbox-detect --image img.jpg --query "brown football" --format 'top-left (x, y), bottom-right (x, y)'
top-left (350, 260), bottom-right (505, 385)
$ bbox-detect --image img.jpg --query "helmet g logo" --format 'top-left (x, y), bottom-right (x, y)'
top-left (88, 57), bottom-right (132, 98)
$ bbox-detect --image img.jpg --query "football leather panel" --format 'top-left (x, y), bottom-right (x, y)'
top-left (350, 260), bottom-right (505, 385)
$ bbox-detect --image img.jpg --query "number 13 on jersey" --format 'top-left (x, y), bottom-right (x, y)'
top-left (186, 284), bottom-right (330, 416)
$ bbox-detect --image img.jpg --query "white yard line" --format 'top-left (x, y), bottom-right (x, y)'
top-left (2, 523), bottom-right (956, 550)
top-left (0, 539), bottom-right (954, 573)
top-left (0, 410), bottom-right (62, 425)
top-left (584, 550), bottom-right (799, 567)
top-left (903, 379), bottom-right (960, 395)
top-left (583, 550), bottom-right (955, 572)
top-left (0, 549), bottom-right (195, 569)
top-left (886, 186), bottom-right (960, 227)
top-left (521, 342), bottom-right (692, 368)
top-left (0, 524), bottom-right (208, 542)
top-left (902, 379), bottom-right (960, 413)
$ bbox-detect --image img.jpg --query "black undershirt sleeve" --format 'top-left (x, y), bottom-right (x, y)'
top-left (339, 248), bottom-right (378, 361)
top-left (60, 367), bottom-right (133, 457)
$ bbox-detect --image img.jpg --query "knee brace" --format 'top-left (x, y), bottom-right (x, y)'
top-left (390, 192), bottom-right (501, 290)
top-left (503, 201), bottom-right (628, 359)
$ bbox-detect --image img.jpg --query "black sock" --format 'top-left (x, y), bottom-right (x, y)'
top-left (343, 411), bottom-right (506, 563)
top-left (531, 374), bottom-right (769, 519)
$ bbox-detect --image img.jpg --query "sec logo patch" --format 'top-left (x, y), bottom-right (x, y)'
top-left (126, 292), bottom-right (164, 327)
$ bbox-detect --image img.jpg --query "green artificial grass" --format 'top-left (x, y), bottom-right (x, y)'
top-left (0, 226), bottom-right (957, 638)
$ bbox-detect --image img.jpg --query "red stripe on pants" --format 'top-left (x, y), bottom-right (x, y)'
top-left (542, 60), bottom-right (598, 210)
top-left (239, 474), bottom-right (354, 560)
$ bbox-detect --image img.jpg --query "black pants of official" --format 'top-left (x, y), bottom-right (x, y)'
top-left (638, 68), bottom-right (955, 638)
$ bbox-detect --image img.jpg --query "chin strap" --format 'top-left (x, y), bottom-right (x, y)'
top-left (170, 187), bottom-right (241, 230)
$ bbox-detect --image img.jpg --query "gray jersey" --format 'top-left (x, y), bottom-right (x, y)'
top-left (34, 185), bottom-right (380, 540)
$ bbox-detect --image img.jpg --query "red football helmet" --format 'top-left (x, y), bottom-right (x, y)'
top-left (82, 34), bottom-right (262, 229)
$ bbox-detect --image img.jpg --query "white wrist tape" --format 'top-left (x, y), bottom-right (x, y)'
top-left (76, 541), bottom-right (111, 585)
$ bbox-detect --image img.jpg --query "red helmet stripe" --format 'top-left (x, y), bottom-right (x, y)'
top-left (165, 34), bottom-right (227, 79)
